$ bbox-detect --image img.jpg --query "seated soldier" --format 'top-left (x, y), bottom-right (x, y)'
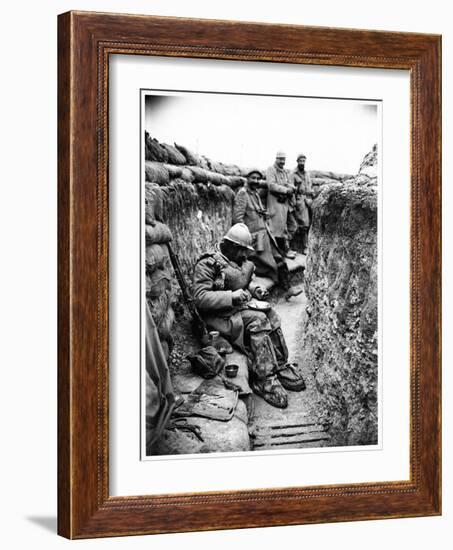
top-left (192, 223), bottom-right (305, 409)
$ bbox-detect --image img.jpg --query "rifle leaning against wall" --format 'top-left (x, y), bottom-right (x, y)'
top-left (166, 242), bottom-right (209, 344)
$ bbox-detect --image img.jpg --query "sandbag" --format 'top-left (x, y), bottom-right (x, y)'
top-left (144, 191), bottom-right (156, 224)
top-left (145, 183), bottom-right (169, 222)
top-left (148, 290), bottom-right (172, 325)
top-left (223, 164), bottom-right (241, 176)
top-left (210, 160), bottom-right (225, 174)
top-left (146, 267), bottom-right (172, 299)
top-left (218, 174), bottom-right (231, 185)
top-left (164, 163), bottom-right (183, 179)
top-left (145, 135), bottom-right (169, 163)
top-left (161, 143), bottom-right (187, 165)
top-left (151, 413), bottom-right (250, 455)
top-left (198, 156), bottom-right (211, 170)
top-left (145, 161), bottom-right (170, 186)
top-left (207, 171), bottom-right (229, 186)
top-left (157, 307), bottom-right (175, 342)
top-left (150, 423), bottom-right (209, 455)
top-left (228, 175), bottom-right (246, 188)
top-left (145, 181), bottom-right (165, 209)
top-left (188, 166), bottom-right (209, 183)
top-left (308, 170), bottom-right (354, 182)
top-left (180, 167), bottom-right (195, 183)
top-left (174, 142), bottom-right (198, 165)
top-left (145, 207), bottom-right (155, 226)
top-left (145, 222), bottom-right (172, 245)
top-left (146, 243), bottom-right (168, 273)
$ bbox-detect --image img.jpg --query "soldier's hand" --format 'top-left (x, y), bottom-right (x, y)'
top-left (232, 289), bottom-right (249, 305)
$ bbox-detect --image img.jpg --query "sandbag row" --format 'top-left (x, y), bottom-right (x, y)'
top-left (145, 220), bottom-right (175, 361)
top-left (308, 170), bottom-right (354, 182)
top-left (145, 133), bottom-right (251, 178)
top-left (145, 160), bottom-right (246, 189)
top-left (145, 132), bottom-right (187, 165)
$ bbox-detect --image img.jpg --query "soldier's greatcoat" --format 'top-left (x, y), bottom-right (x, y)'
top-left (291, 169), bottom-right (314, 228)
top-left (265, 164), bottom-right (296, 239)
top-left (233, 185), bottom-right (281, 282)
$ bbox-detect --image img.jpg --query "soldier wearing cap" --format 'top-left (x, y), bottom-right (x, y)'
top-left (192, 223), bottom-right (305, 408)
top-left (265, 151), bottom-right (298, 259)
top-left (233, 168), bottom-right (288, 286)
top-left (291, 153), bottom-right (314, 254)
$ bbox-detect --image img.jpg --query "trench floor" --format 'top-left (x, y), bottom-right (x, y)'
top-left (250, 290), bottom-right (331, 450)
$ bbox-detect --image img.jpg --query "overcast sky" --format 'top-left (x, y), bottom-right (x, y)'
top-left (145, 92), bottom-right (378, 175)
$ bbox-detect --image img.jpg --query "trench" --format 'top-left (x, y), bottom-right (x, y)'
top-left (146, 139), bottom-right (378, 454)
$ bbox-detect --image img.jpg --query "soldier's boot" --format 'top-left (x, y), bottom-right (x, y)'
top-left (248, 329), bottom-right (288, 409)
top-left (277, 262), bottom-right (290, 291)
top-left (277, 236), bottom-right (296, 259)
top-left (285, 243), bottom-right (297, 260)
top-left (274, 363), bottom-right (306, 392)
top-left (270, 327), bottom-right (306, 391)
top-left (278, 262), bottom-right (303, 299)
top-left (251, 375), bottom-right (288, 409)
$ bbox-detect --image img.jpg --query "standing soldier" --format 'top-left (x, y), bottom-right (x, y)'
top-left (233, 168), bottom-right (287, 286)
top-left (265, 151), bottom-right (297, 259)
top-left (192, 223), bottom-right (306, 409)
top-left (291, 153), bottom-right (314, 254)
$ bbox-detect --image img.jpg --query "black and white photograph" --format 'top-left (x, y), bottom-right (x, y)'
top-left (143, 90), bottom-right (380, 457)
top-left (2, 0), bottom-right (446, 546)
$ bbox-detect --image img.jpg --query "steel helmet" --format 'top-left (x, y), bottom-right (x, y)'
top-left (245, 168), bottom-right (264, 178)
top-left (223, 223), bottom-right (254, 251)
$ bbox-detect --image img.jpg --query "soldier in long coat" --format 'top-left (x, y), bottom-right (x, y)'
top-left (192, 224), bottom-right (305, 409)
top-left (265, 151), bottom-right (297, 259)
top-left (233, 169), bottom-right (282, 283)
top-left (291, 153), bottom-right (315, 254)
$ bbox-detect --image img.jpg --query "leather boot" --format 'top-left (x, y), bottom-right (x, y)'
top-left (277, 262), bottom-right (290, 291)
top-left (275, 363), bottom-right (306, 391)
top-left (251, 375), bottom-right (288, 408)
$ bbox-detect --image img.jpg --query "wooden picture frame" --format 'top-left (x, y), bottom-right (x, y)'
top-left (58, 11), bottom-right (441, 539)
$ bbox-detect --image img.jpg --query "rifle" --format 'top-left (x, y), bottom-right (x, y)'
top-left (166, 242), bottom-right (209, 344)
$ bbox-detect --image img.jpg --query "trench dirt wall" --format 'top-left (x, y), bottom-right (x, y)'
top-left (303, 176), bottom-right (378, 446)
